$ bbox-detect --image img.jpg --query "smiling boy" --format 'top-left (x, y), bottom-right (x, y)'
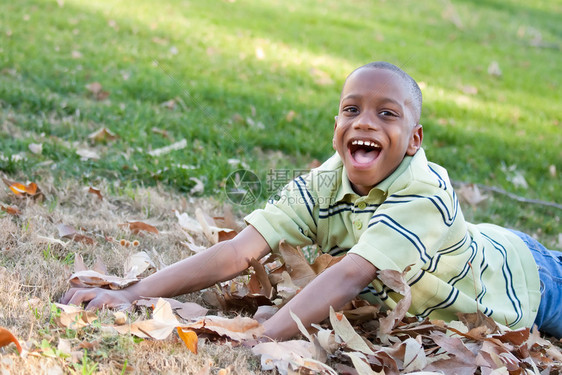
top-left (63, 62), bottom-right (562, 339)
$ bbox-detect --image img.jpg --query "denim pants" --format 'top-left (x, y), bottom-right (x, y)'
top-left (511, 230), bottom-right (562, 338)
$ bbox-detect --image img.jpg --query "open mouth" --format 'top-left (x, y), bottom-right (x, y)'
top-left (348, 139), bottom-right (381, 165)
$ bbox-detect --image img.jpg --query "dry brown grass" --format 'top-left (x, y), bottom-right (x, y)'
top-left (0, 178), bottom-right (267, 374)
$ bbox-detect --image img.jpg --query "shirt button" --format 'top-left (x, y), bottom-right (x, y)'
top-left (357, 202), bottom-right (367, 210)
top-left (354, 220), bottom-right (363, 230)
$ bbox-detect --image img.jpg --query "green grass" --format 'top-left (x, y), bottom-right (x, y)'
top-left (0, 0), bottom-right (560, 246)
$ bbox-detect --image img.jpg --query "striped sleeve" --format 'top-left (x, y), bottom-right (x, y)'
top-left (244, 176), bottom-right (318, 252)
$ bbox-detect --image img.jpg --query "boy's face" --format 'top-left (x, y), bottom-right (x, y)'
top-left (333, 67), bottom-right (423, 195)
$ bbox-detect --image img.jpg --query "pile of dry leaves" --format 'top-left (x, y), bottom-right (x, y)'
top-left (1, 177), bottom-right (561, 374)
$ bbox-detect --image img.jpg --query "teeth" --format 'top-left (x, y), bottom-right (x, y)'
top-left (351, 140), bottom-right (380, 148)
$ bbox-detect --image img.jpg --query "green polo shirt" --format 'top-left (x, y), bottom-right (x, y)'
top-left (245, 148), bottom-right (540, 329)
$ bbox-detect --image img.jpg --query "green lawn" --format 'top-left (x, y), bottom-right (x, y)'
top-left (1, 0), bottom-right (560, 246)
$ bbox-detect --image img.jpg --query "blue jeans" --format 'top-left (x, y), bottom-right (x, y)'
top-left (511, 230), bottom-right (562, 338)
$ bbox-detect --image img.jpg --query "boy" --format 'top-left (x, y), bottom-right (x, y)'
top-left (62, 62), bottom-right (562, 339)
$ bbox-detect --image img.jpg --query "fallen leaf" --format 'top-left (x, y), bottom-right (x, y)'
top-left (186, 315), bottom-right (264, 341)
top-left (329, 307), bottom-right (375, 355)
top-left (195, 208), bottom-right (236, 244)
top-left (148, 139), bottom-right (187, 157)
top-left (87, 186), bottom-right (103, 200)
top-left (115, 298), bottom-right (179, 339)
top-left (57, 224), bottom-right (96, 244)
top-left (76, 148), bottom-right (100, 160)
top-left (189, 177), bottom-right (205, 195)
top-left (28, 143), bottom-right (43, 154)
top-left (73, 253), bottom-right (87, 272)
top-left (180, 231), bottom-right (207, 253)
top-left (68, 270), bottom-right (139, 290)
top-left (123, 251), bottom-right (156, 278)
top-left (57, 224), bottom-right (77, 238)
top-left (134, 297), bottom-right (208, 320)
top-left (345, 351), bottom-right (378, 375)
top-left (285, 110), bottom-right (296, 122)
top-left (252, 340), bottom-right (337, 375)
top-left (457, 183), bottom-right (489, 207)
top-left (488, 61), bottom-right (502, 77)
top-left (177, 328), bottom-right (198, 354)
top-left (0, 327), bottom-right (22, 354)
top-left (54, 304), bottom-right (98, 329)
top-left (152, 127), bottom-right (169, 138)
top-left (86, 82), bottom-right (110, 100)
top-left (0, 204), bottom-right (21, 216)
top-left (119, 221), bottom-right (159, 235)
top-left (113, 311), bottom-right (127, 325)
top-left (160, 99), bottom-right (176, 110)
top-left (277, 240), bottom-right (316, 288)
top-left (275, 271), bottom-right (300, 300)
top-left (2, 177), bottom-right (41, 198)
top-left (377, 268), bottom-right (412, 339)
top-left (88, 127), bottom-right (118, 142)
top-left (248, 258), bottom-right (273, 299)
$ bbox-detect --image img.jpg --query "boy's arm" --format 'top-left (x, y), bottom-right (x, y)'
top-left (262, 253), bottom-right (377, 340)
top-left (61, 225), bottom-right (271, 309)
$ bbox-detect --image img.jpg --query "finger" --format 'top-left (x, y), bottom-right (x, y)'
top-left (67, 289), bottom-right (99, 306)
top-left (60, 288), bottom-right (78, 304)
top-left (85, 296), bottom-right (108, 311)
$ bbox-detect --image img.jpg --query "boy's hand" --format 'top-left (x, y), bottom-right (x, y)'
top-left (61, 287), bottom-right (136, 310)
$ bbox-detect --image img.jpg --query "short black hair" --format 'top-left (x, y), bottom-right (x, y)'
top-left (350, 61), bottom-right (423, 122)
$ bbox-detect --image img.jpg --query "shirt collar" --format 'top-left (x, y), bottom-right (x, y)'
top-left (334, 151), bottom-right (417, 203)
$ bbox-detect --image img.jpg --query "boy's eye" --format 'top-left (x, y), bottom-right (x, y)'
top-left (380, 110), bottom-right (397, 117)
top-left (343, 106), bottom-right (358, 114)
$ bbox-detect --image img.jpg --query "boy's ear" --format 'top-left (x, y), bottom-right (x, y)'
top-left (406, 123), bottom-right (423, 156)
top-left (332, 116), bottom-right (338, 149)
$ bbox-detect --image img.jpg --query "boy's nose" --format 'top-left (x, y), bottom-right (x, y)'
top-left (353, 112), bottom-right (378, 131)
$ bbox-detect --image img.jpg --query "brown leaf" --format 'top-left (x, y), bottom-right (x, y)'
top-left (68, 270), bottom-right (139, 290)
top-left (342, 305), bottom-right (380, 323)
top-left (2, 177), bottom-right (41, 198)
top-left (195, 208), bottom-right (236, 244)
top-left (248, 258), bottom-right (273, 299)
top-left (0, 204), bottom-right (21, 216)
top-left (57, 224), bottom-right (96, 245)
top-left (134, 297), bottom-right (208, 320)
top-left (278, 240), bottom-right (316, 288)
top-left (73, 253), bottom-right (87, 272)
top-left (252, 340), bottom-right (337, 374)
top-left (177, 328), bottom-right (198, 354)
top-left (120, 221), bottom-right (159, 235)
top-left (151, 127), bottom-right (169, 138)
top-left (377, 268), bottom-right (412, 338)
top-left (0, 327), bottom-right (22, 354)
top-left (54, 304), bottom-right (98, 329)
top-left (430, 331), bottom-right (476, 362)
top-left (28, 143), bottom-right (43, 154)
top-left (456, 310), bottom-right (498, 333)
top-left (457, 183), bottom-right (489, 207)
top-left (123, 251), bottom-right (156, 278)
top-left (76, 148), bottom-right (101, 160)
top-left (87, 186), bottom-right (103, 200)
top-left (187, 315), bottom-right (264, 341)
top-left (115, 298), bottom-right (178, 339)
top-left (88, 127), bottom-right (118, 142)
top-left (310, 254), bottom-right (343, 275)
top-left (85, 82), bottom-right (110, 100)
top-left (329, 307), bottom-right (375, 355)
